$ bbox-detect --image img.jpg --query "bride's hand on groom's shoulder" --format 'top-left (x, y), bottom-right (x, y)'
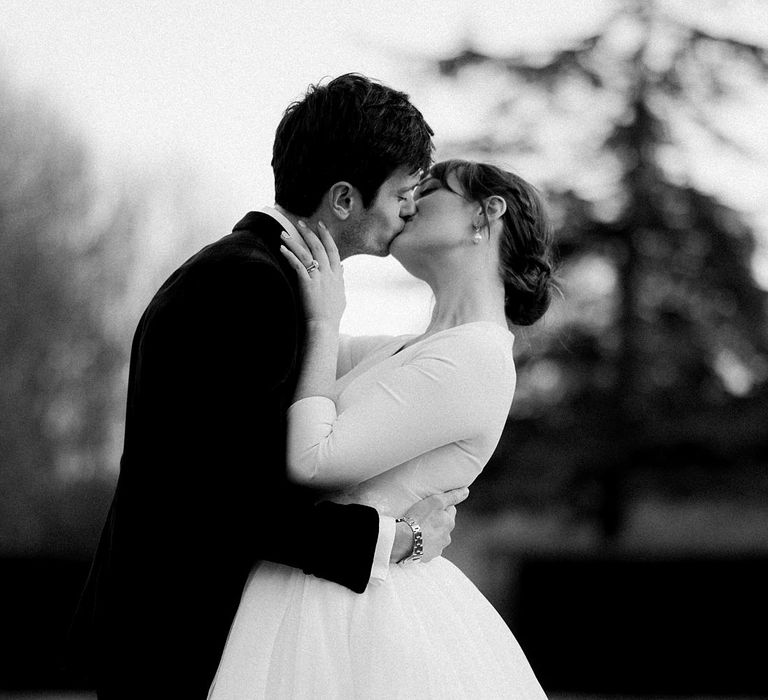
top-left (280, 220), bottom-right (346, 328)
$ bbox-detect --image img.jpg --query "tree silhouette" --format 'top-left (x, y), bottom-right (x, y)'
top-left (432, 0), bottom-right (768, 539)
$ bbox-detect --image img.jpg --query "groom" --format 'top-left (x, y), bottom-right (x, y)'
top-left (73, 74), bottom-right (467, 698)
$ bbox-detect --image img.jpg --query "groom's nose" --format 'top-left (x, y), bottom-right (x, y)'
top-left (399, 194), bottom-right (416, 219)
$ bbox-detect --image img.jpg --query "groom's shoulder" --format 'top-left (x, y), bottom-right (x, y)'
top-left (140, 213), bottom-right (291, 322)
top-left (187, 211), bottom-right (283, 269)
top-left (163, 213), bottom-right (285, 288)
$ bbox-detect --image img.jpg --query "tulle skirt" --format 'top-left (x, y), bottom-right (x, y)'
top-left (208, 557), bottom-right (547, 699)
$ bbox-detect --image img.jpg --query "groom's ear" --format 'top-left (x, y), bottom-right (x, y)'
top-left (327, 181), bottom-right (360, 220)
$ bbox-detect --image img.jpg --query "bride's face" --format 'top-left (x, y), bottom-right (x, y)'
top-left (390, 172), bottom-right (477, 269)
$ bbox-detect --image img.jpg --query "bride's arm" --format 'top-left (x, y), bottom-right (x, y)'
top-left (282, 224), bottom-right (398, 398)
top-left (286, 329), bottom-right (515, 490)
top-left (281, 223), bottom-right (469, 565)
top-left (281, 221), bottom-right (515, 492)
top-left (280, 220), bottom-right (346, 404)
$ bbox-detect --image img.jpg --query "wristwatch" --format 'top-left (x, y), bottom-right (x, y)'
top-left (395, 515), bottom-right (423, 563)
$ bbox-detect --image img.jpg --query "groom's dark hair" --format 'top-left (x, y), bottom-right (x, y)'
top-left (272, 73), bottom-right (434, 216)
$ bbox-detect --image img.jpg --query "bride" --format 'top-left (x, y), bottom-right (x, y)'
top-left (209, 159), bottom-right (554, 699)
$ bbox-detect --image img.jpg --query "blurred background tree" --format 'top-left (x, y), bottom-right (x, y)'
top-left (0, 70), bottom-right (212, 557)
top-left (1, 73), bottom-right (124, 554)
top-left (431, 0), bottom-right (768, 541)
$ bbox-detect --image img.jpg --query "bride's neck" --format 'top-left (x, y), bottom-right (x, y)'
top-left (423, 263), bottom-right (507, 336)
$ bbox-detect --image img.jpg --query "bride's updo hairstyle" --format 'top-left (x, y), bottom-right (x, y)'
top-left (430, 159), bottom-right (555, 326)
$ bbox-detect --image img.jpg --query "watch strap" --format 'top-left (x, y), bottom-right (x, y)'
top-left (395, 515), bottom-right (423, 563)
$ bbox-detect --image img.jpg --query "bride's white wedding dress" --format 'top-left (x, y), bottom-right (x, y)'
top-left (209, 322), bottom-right (547, 699)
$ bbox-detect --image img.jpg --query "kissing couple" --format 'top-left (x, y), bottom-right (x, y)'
top-left (74, 73), bottom-right (553, 698)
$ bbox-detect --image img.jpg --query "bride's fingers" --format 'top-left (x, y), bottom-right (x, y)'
top-left (297, 220), bottom-right (330, 267)
top-left (279, 245), bottom-right (310, 280)
top-left (316, 221), bottom-right (341, 270)
top-left (280, 231), bottom-right (314, 268)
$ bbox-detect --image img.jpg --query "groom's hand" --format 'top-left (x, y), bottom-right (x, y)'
top-left (390, 487), bottom-right (469, 564)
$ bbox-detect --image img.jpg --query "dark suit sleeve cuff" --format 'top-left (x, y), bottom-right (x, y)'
top-left (302, 501), bottom-right (380, 594)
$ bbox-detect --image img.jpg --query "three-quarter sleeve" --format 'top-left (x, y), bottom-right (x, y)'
top-left (287, 328), bottom-right (515, 490)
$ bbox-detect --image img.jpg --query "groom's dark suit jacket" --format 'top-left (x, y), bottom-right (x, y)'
top-left (72, 212), bottom-right (380, 698)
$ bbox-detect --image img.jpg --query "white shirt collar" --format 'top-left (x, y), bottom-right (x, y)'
top-left (260, 205), bottom-right (300, 239)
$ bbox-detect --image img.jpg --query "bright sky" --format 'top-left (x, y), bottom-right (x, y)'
top-left (2, 0), bottom-right (767, 334)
